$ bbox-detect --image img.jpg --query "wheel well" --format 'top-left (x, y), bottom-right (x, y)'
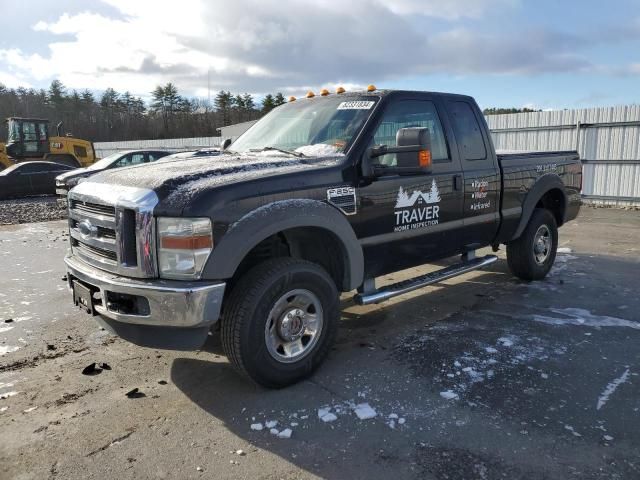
top-left (228, 227), bottom-right (349, 294)
top-left (536, 188), bottom-right (565, 226)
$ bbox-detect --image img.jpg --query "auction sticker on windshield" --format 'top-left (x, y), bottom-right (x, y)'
top-left (337, 101), bottom-right (375, 110)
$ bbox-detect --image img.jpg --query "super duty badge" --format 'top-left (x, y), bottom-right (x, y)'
top-left (327, 186), bottom-right (357, 215)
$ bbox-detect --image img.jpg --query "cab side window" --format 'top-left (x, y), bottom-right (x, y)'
top-left (448, 101), bottom-right (487, 161)
top-left (372, 100), bottom-right (449, 167)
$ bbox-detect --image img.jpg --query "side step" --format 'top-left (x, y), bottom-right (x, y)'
top-left (354, 254), bottom-right (498, 306)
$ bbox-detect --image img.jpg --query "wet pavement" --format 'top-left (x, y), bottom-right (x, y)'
top-left (1, 207), bottom-right (639, 479)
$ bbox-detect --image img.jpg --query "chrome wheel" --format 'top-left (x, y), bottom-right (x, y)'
top-left (265, 289), bottom-right (324, 363)
top-left (533, 225), bottom-right (552, 265)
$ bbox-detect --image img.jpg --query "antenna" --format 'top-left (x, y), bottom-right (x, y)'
top-left (207, 68), bottom-right (211, 110)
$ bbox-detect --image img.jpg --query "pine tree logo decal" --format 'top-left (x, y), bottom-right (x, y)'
top-left (395, 180), bottom-right (441, 208)
top-left (393, 181), bottom-right (441, 232)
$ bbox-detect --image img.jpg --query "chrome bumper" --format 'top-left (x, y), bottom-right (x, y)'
top-left (65, 255), bottom-right (225, 328)
top-left (56, 188), bottom-right (68, 196)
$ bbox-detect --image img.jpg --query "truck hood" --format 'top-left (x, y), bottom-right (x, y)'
top-left (87, 152), bottom-right (343, 211)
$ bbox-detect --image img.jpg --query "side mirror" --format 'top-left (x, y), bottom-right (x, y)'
top-left (367, 127), bottom-right (432, 176)
top-left (222, 138), bottom-right (232, 150)
top-left (395, 127), bottom-right (431, 168)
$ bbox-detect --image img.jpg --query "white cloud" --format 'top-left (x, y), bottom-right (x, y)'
top-left (0, 0), bottom-right (637, 98)
top-left (381, 0), bottom-right (518, 19)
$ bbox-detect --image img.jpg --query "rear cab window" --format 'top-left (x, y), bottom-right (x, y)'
top-left (448, 101), bottom-right (487, 161)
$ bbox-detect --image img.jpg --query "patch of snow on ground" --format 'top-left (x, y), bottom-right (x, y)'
top-left (597, 369), bottom-right (631, 410)
top-left (564, 424), bottom-right (582, 437)
top-left (277, 428), bottom-right (292, 439)
top-left (0, 346), bottom-right (19, 356)
top-left (353, 403), bottom-right (377, 420)
top-left (532, 308), bottom-right (639, 330)
top-left (440, 390), bottom-right (459, 400)
top-left (557, 247), bottom-right (573, 253)
top-left (0, 391), bottom-right (18, 399)
top-left (318, 407), bottom-right (338, 423)
top-left (497, 337), bottom-right (514, 347)
top-left (250, 423), bottom-right (263, 431)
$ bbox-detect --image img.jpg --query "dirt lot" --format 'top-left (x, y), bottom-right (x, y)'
top-left (1, 207), bottom-right (639, 480)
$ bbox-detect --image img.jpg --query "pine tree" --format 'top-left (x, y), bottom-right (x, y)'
top-left (242, 93), bottom-right (255, 111)
top-left (262, 94), bottom-right (275, 113)
top-left (274, 92), bottom-right (286, 106)
top-left (48, 80), bottom-right (66, 109)
top-left (214, 90), bottom-right (233, 125)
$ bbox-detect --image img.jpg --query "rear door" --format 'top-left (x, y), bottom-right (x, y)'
top-left (355, 96), bottom-right (465, 277)
top-left (446, 100), bottom-right (500, 248)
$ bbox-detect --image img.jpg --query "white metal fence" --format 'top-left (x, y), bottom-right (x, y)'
top-left (486, 105), bottom-right (640, 206)
top-left (94, 136), bottom-right (222, 158)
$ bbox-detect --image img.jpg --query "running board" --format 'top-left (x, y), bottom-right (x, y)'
top-left (354, 254), bottom-right (498, 306)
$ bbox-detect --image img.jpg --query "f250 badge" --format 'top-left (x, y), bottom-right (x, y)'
top-left (327, 186), bottom-right (357, 215)
top-left (394, 180), bottom-right (441, 232)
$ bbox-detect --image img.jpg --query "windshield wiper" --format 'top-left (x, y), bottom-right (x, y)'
top-left (250, 146), bottom-right (306, 158)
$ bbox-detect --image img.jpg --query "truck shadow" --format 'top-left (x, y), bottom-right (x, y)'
top-left (170, 252), bottom-right (639, 479)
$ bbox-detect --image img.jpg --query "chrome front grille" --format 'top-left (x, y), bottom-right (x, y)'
top-left (69, 199), bottom-right (116, 218)
top-left (67, 182), bottom-right (159, 278)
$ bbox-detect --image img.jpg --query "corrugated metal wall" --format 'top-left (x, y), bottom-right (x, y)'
top-left (94, 136), bottom-right (221, 158)
top-left (486, 105), bottom-right (640, 206)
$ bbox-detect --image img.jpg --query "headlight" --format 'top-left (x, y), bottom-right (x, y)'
top-left (157, 217), bottom-right (213, 280)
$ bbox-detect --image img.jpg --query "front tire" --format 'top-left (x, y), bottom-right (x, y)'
top-left (507, 208), bottom-right (558, 281)
top-left (221, 258), bottom-right (339, 388)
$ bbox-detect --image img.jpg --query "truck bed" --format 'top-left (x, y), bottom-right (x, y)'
top-left (496, 149), bottom-right (582, 243)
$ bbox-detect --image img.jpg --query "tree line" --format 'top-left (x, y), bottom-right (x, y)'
top-left (0, 80), bottom-right (287, 142)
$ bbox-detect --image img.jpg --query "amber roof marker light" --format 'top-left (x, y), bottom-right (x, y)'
top-left (320, 88), bottom-right (330, 96)
top-left (306, 91), bottom-right (315, 98)
top-left (367, 84), bottom-right (377, 92)
top-left (288, 96), bottom-right (296, 102)
top-left (336, 86), bottom-right (345, 94)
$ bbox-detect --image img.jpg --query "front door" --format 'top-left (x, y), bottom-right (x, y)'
top-left (354, 97), bottom-right (465, 278)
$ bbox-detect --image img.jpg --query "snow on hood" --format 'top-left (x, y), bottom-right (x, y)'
top-left (89, 152), bottom-right (342, 210)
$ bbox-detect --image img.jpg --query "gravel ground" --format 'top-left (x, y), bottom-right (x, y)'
top-left (0, 196), bottom-right (67, 225)
top-left (1, 208), bottom-right (640, 479)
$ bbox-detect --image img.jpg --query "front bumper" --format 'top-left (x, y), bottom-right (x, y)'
top-left (65, 254), bottom-right (225, 329)
top-left (56, 187), bottom-right (68, 197)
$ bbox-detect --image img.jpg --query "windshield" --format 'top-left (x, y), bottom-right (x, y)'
top-left (230, 96), bottom-right (378, 156)
top-left (87, 152), bottom-right (126, 170)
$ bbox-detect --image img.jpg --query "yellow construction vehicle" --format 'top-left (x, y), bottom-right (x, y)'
top-left (0, 117), bottom-right (96, 171)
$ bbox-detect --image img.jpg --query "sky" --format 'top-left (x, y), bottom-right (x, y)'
top-left (0, 0), bottom-right (639, 110)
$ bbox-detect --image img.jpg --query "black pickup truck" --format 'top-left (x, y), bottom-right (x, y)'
top-left (64, 88), bottom-right (581, 387)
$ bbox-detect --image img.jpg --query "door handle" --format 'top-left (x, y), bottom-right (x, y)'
top-left (453, 174), bottom-right (463, 191)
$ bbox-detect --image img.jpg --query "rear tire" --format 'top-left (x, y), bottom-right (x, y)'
top-left (221, 258), bottom-right (339, 388)
top-left (45, 154), bottom-right (80, 168)
top-left (507, 208), bottom-right (558, 281)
